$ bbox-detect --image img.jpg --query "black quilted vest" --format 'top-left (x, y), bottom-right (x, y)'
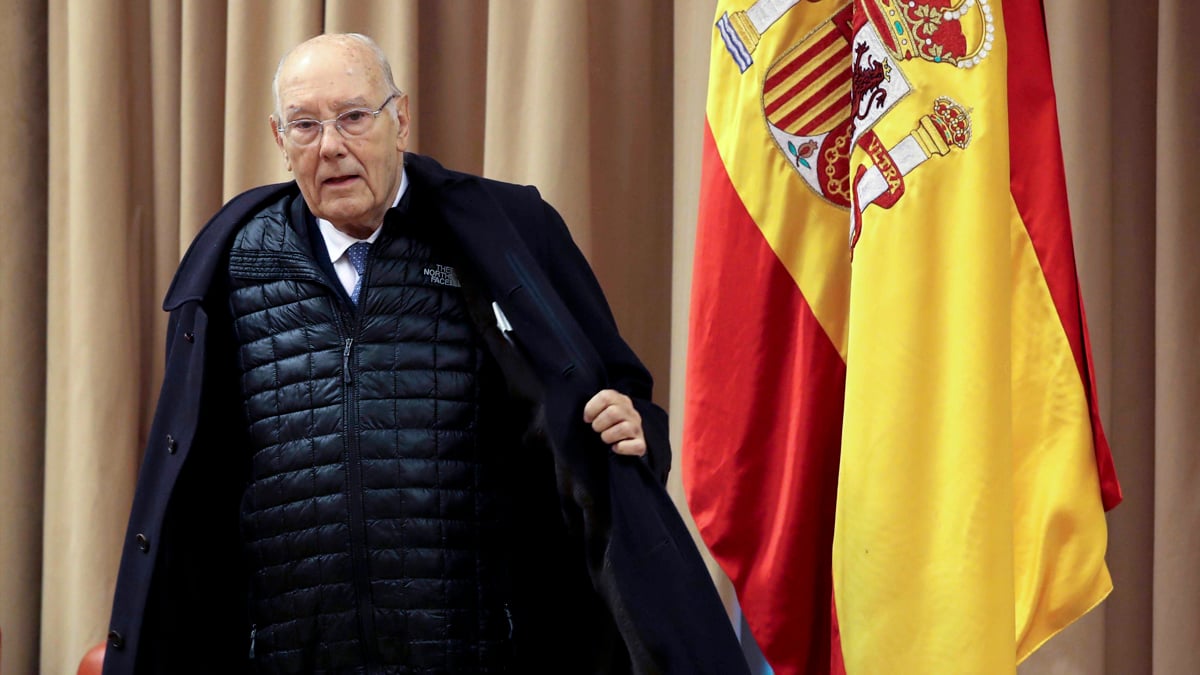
top-left (226, 193), bottom-right (515, 674)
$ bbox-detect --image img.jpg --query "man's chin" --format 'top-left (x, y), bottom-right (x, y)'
top-left (313, 196), bottom-right (366, 221)
top-left (312, 200), bottom-right (379, 236)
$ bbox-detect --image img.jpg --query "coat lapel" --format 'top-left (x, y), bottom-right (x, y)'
top-left (406, 154), bottom-right (607, 390)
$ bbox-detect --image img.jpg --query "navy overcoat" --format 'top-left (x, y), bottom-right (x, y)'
top-left (103, 154), bottom-right (748, 675)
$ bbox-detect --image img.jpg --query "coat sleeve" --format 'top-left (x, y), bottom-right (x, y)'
top-left (523, 192), bottom-right (672, 485)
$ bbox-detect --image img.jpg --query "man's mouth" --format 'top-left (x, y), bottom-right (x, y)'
top-left (323, 175), bottom-right (360, 186)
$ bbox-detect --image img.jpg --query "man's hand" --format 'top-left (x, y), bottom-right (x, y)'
top-left (583, 389), bottom-right (646, 457)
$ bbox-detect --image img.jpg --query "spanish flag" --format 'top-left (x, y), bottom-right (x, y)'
top-left (682, 1), bottom-right (1121, 673)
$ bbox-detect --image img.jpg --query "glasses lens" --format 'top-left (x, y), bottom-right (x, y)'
top-left (337, 109), bottom-right (374, 136)
top-left (287, 120), bottom-right (321, 145)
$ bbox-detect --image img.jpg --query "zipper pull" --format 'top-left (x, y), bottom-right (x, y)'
top-left (249, 624), bottom-right (256, 659)
top-left (343, 338), bottom-right (354, 384)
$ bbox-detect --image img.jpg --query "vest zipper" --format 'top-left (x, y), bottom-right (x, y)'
top-left (235, 223), bottom-right (387, 668)
top-left (342, 263), bottom-right (379, 668)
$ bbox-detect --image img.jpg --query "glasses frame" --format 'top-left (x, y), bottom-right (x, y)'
top-left (277, 93), bottom-right (398, 146)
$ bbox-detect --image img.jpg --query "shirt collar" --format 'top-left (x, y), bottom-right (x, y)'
top-left (317, 166), bottom-right (408, 261)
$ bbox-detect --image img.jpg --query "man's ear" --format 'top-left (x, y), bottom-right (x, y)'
top-left (269, 116), bottom-right (291, 171)
top-left (393, 93), bottom-right (411, 152)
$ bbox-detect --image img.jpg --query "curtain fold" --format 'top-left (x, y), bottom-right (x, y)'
top-left (1152, 3), bottom-right (1200, 672)
top-left (146, 0), bottom-right (182, 400)
top-left (412, 0), bottom-right (488, 175)
top-left (1100, 3), bottom-right (1160, 673)
top-left (222, 1), bottom-right (322, 195)
top-left (581, 0), bottom-right (673, 391)
top-left (4, 1), bottom-right (1194, 673)
top-left (179, 1), bottom-right (229, 246)
top-left (43, 2), bottom-right (153, 672)
top-left (483, 1), bottom-right (593, 242)
top-left (0, 3), bottom-right (47, 674)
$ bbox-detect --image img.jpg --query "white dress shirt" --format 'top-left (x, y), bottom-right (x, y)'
top-left (317, 168), bottom-right (409, 297)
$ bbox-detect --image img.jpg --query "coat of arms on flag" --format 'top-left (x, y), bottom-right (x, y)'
top-left (723, 0), bottom-right (994, 249)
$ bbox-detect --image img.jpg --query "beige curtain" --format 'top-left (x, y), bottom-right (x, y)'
top-left (0, 1), bottom-right (1193, 673)
top-left (0, 2), bottom-right (48, 673)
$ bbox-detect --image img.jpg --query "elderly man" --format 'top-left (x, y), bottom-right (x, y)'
top-left (103, 33), bottom-right (744, 675)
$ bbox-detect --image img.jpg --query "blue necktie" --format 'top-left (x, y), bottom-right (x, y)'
top-left (347, 242), bottom-right (370, 305)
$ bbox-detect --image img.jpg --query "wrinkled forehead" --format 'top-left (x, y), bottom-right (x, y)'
top-left (277, 40), bottom-right (384, 114)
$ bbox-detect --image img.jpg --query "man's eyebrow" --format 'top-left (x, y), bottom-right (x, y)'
top-left (283, 97), bottom-right (371, 118)
top-left (331, 97), bottom-right (370, 110)
top-left (283, 104), bottom-right (313, 119)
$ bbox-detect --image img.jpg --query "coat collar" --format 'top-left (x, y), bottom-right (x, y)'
top-left (161, 152), bottom-right (602, 387)
top-left (162, 153), bottom-right (467, 311)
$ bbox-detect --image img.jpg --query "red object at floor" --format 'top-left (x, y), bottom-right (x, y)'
top-left (77, 642), bottom-right (105, 675)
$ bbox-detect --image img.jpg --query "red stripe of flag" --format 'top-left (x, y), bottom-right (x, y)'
top-left (685, 120), bottom-right (845, 675)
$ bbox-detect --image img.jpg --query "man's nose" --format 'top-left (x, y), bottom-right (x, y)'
top-left (318, 121), bottom-right (348, 157)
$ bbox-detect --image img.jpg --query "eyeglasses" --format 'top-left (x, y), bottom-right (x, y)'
top-left (277, 93), bottom-right (397, 146)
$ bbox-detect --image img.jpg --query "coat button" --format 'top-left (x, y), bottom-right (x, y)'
top-left (135, 533), bottom-right (150, 553)
top-left (184, 331), bottom-right (195, 343)
top-left (166, 434), bottom-right (178, 454)
top-left (108, 629), bottom-right (125, 650)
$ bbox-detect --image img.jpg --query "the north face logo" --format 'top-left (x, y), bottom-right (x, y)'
top-left (423, 264), bottom-right (461, 288)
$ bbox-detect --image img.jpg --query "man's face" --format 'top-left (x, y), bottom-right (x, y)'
top-left (271, 39), bottom-right (409, 238)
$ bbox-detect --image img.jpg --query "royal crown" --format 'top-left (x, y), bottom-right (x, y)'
top-left (861, 0), bottom-right (995, 68)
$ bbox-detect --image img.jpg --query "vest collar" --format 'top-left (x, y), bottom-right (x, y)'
top-left (163, 154), bottom-right (467, 311)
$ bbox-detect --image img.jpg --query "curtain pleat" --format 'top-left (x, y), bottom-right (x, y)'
top-left (483, 1), bottom-right (593, 243)
top-left (222, 1), bottom-right (322, 196)
top-left (1101, 2), bottom-right (1161, 673)
top-left (179, 0), bottom-right (229, 245)
top-left (1152, 2), bottom-right (1200, 673)
top-left (43, 1), bottom-right (152, 672)
top-left (412, 0), bottom-right (489, 175)
top-left (8, 1), bottom-right (1194, 673)
top-left (146, 0), bottom-right (182, 399)
top-left (580, 0), bottom-right (673, 395)
top-left (0, 3), bottom-right (48, 674)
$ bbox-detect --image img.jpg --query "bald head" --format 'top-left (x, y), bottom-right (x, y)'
top-left (273, 33), bottom-right (401, 119)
